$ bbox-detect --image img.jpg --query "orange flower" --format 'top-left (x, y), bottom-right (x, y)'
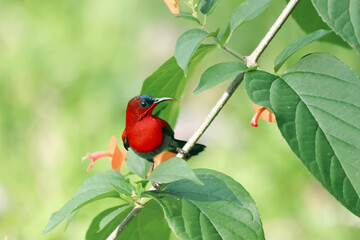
top-left (153, 151), bottom-right (178, 168)
top-left (146, 151), bottom-right (185, 177)
top-left (163, 0), bottom-right (180, 14)
top-left (250, 103), bottom-right (276, 127)
top-left (83, 136), bottom-right (186, 175)
top-left (82, 136), bottom-right (125, 172)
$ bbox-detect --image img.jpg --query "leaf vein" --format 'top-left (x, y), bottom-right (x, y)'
top-left (284, 71), bottom-right (359, 86)
top-left (300, 93), bottom-right (360, 108)
top-left (306, 104), bottom-right (360, 134)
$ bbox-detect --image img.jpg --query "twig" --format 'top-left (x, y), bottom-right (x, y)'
top-left (246, 0), bottom-right (299, 68)
top-left (106, 205), bottom-right (143, 240)
top-left (106, 187), bottom-right (154, 240)
top-left (201, 26), bottom-right (245, 62)
top-left (107, 0), bottom-right (300, 238)
top-left (223, 46), bottom-right (246, 62)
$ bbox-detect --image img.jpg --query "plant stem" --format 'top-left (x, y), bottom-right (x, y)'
top-left (106, 188), bottom-right (154, 240)
top-left (224, 31), bottom-right (233, 45)
top-left (107, 1), bottom-right (300, 238)
top-left (246, 0), bottom-right (299, 68)
top-left (207, 34), bottom-right (245, 62)
top-left (203, 15), bottom-right (207, 26)
top-left (223, 46), bottom-right (245, 62)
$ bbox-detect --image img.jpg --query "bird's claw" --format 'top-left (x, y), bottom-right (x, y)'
top-left (151, 181), bottom-right (161, 190)
top-left (176, 147), bottom-right (188, 156)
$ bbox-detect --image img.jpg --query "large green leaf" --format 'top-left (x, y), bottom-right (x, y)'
top-left (141, 44), bottom-right (216, 127)
top-left (43, 170), bottom-right (125, 234)
top-left (86, 205), bottom-right (132, 240)
top-left (274, 29), bottom-right (331, 72)
top-left (175, 29), bottom-right (209, 73)
top-left (285, 0), bottom-right (349, 47)
top-left (126, 149), bottom-right (150, 179)
top-left (147, 169), bottom-right (264, 240)
top-left (148, 157), bottom-right (203, 185)
top-left (230, 0), bottom-right (272, 31)
top-left (245, 53), bottom-right (360, 216)
top-left (117, 200), bottom-right (172, 239)
top-left (193, 62), bottom-right (248, 94)
top-left (312, 0), bottom-right (360, 53)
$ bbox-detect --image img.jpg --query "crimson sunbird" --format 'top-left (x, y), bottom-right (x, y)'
top-left (122, 94), bottom-right (205, 162)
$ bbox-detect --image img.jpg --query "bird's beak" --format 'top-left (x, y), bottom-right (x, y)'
top-left (154, 97), bottom-right (176, 104)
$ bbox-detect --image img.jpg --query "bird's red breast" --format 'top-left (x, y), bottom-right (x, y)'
top-left (124, 116), bottom-right (167, 153)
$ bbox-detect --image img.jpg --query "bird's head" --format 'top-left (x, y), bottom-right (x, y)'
top-left (126, 94), bottom-right (175, 121)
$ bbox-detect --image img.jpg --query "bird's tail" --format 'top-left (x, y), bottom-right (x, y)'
top-left (172, 139), bottom-right (206, 159)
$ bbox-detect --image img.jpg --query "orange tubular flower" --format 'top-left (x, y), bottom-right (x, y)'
top-left (83, 136), bottom-right (186, 174)
top-left (163, 0), bottom-right (180, 14)
top-left (82, 136), bottom-right (125, 172)
top-left (250, 103), bottom-right (276, 127)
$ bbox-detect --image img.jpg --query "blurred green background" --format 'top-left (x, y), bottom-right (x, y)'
top-left (1, 0), bottom-right (360, 239)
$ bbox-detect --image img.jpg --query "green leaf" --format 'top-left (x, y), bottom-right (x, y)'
top-left (284, 0), bottom-right (349, 48)
top-left (135, 179), bottom-right (150, 189)
top-left (141, 44), bottom-right (216, 127)
top-left (117, 200), bottom-right (171, 239)
top-left (220, 24), bottom-right (231, 44)
top-left (86, 205), bottom-right (131, 240)
top-left (245, 53), bottom-right (360, 216)
top-left (148, 157), bottom-right (203, 185)
top-left (274, 29), bottom-right (332, 72)
top-left (147, 169), bottom-right (264, 240)
top-left (108, 180), bottom-right (136, 196)
top-left (126, 149), bottom-right (150, 179)
top-left (135, 182), bottom-right (143, 197)
top-left (175, 29), bottom-right (209, 73)
top-left (65, 210), bottom-right (78, 230)
top-left (200, 0), bottom-right (221, 15)
top-left (312, 0), bottom-right (360, 52)
top-left (193, 62), bottom-right (248, 94)
top-left (176, 14), bottom-right (201, 25)
top-left (230, 0), bottom-right (272, 31)
top-left (43, 170), bottom-right (124, 234)
top-left (208, 28), bottom-right (220, 38)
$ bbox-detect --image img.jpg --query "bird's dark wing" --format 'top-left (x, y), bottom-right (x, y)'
top-left (160, 120), bottom-right (206, 158)
top-left (161, 121), bottom-right (174, 138)
top-left (123, 136), bottom-right (129, 150)
top-left (122, 131), bottom-right (130, 150)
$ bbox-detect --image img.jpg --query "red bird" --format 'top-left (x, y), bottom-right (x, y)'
top-left (122, 94), bottom-right (205, 162)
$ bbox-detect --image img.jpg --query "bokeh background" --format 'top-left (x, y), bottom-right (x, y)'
top-left (1, 0), bottom-right (360, 239)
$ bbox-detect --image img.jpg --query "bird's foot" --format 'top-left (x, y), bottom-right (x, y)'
top-left (176, 147), bottom-right (189, 157)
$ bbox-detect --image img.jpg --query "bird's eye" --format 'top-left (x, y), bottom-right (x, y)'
top-left (140, 101), bottom-right (147, 108)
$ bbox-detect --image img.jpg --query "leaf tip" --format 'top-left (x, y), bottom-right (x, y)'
top-left (42, 223), bottom-right (52, 235)
top-left (193, 178), bottom-right (204, 186)
top-left (192, 86), bottom-right (201, 95)
top-left (274, 64), bottom-right (280, 73)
